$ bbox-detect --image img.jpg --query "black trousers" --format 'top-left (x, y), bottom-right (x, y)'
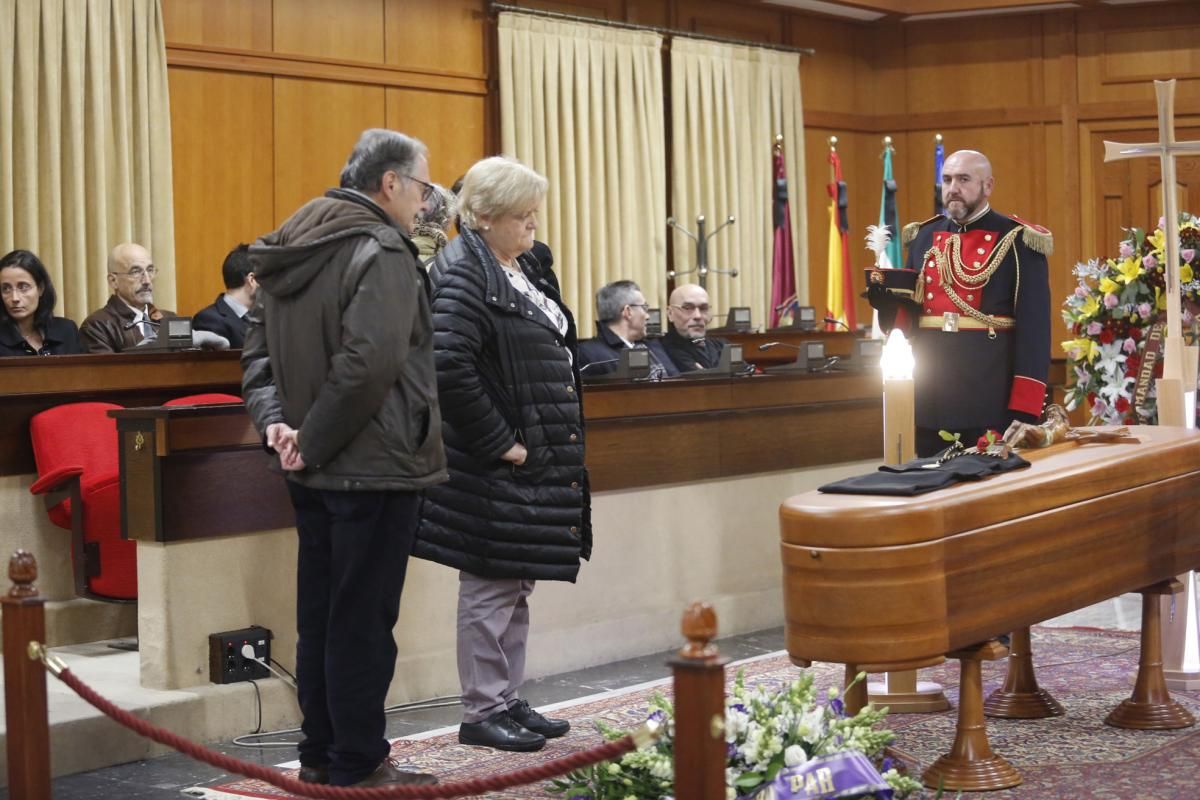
top-left (286, 482), bottom-right (419, 786)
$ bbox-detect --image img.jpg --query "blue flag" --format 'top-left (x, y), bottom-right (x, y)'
top-left (933, 137), bottom-right (945, 215)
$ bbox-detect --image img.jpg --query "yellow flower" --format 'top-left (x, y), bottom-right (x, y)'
top-left (1062, 338), bottom-right (1099, 363)
top-left (1079, 294), bottom-right (1100, 318)
top-left (1148, 228), bottom-right (1166, 251)
top-left (1182, 264), bottom-right (1195, 284)
top-left (1156, 286), bottom-right (1167, 311)
top-left (1115, 257), bottom-right (1142, 284)
top-left (1098, 276), bottom-right (1121, 294)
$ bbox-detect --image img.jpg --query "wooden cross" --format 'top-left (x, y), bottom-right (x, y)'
top-left (1104, 79), bottom-right (1200, 428)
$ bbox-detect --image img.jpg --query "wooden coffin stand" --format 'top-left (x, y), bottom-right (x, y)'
top-left (779, 426), bottom-right (1200, 791)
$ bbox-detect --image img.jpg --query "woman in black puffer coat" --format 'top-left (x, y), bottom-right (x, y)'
top-left (415, 156), bottom-right (590, 754)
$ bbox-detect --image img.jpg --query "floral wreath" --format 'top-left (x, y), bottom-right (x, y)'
top-left (1061, 213), bottom-right (1200, 425)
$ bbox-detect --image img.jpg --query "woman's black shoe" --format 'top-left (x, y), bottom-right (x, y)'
top-left (508, 699), bottom-right (570, 738)
top-left (458, 710), bottom-right (546, 752)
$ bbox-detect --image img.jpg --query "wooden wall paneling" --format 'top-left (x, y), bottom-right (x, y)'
top-left (674, 0), bottom-right (785, 44)
top-left (273, 0), bottom-right (386, 63)
top-left (625, 0), bottom-right (671, 28)
top-left (161, 0), bottom-right (273, 51)
top-left (902, 16), bottom-right (1040, 115)
top-left (168, 68), bottom-right (275, 315)
top-left (272, 79), bottom-right (387, 225)
top-left (858, 21), bottom-right (907, 118)
top-left (385, 0), bottom-right (486, 78)
top-left (789, 14), bottom-right (861, 117)
top-left (385, 89), bottom-right (487, 187)
top-left (1040, 122), bottom-right (1074, 333)
top-left (510, 0), bottom-right (625, 19)
top-left (1076, 4), bottom-right (1200, 106)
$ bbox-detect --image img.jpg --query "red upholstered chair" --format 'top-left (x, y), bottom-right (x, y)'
top-left (163, 393), bottom-right (242, 406)
top-left (28, 402), bottom-right (136, 602)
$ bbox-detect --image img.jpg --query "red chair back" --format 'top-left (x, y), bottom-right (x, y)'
top-left (30, 402), bottom-right (123, 520)
top-left (163, 393), bottom-right (242, 406)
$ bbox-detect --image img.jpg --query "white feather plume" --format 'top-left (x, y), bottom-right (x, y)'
top-left (865, 225), bottom-right (891, 257)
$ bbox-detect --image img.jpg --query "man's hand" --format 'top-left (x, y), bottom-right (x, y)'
top-left (267, 422), bottom-right (306, 471)
top-left (500, 442), bottom-right (528, 466)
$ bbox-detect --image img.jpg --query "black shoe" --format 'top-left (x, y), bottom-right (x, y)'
top-left (297, 765), bottom-right (329, 784)
top-left (508, 699), bottom-right (570, 738)
top-left (459, 709), bottom-right (546, 752)
top-left (349, 757), bottom-right (437, 787)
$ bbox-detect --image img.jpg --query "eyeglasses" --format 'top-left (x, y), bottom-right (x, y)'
top-left (405, 175), bottom-right (437, 203)
top-left (626, 303), bottom-right (650, 313)
top-left (671, 302), bottom-right (711, 315)
top-left (112, 265), bottom-right (157, 280)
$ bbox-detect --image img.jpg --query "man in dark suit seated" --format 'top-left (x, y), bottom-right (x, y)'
top-left (193, 244), bottom-right (257, 348)
top-left (577, 280), bottom-right (678, 379)
top-left (660, 283), bottom-right (725, 372)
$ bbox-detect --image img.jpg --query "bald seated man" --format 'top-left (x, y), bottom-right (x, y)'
top-left (659, 283), bottom-right (726, 372)
top-left (80, 243), bottom-right (177, 353)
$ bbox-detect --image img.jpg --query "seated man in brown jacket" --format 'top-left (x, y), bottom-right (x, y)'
top-left (80, 243), bottom-right (176, 352)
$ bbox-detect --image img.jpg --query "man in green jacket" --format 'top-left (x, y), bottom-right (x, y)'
top-left (241, 129), bottom-right (447, 788)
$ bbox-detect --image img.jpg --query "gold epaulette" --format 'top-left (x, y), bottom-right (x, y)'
top-left (1009, 214), bottom-right (1054, 256)
top-left (902, 216), bottom-right (942, 246)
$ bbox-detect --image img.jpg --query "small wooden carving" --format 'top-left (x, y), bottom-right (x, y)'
top-left (8, 550), bottom-right (38, 599)
top-left (1004, 404), bottom-right (1137, 449)
top-left (680, 601), bottom-right (718, 659)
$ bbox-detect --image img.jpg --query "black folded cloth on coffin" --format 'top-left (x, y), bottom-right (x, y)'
top-left (818, 449), bottom-right (1030, 496)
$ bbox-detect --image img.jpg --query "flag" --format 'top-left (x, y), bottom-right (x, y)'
top-left (826, 149), bottom-right (857, 331)
top-left (770, 143), bottom-right (797, 328)
top-left (879, 144), bottom-right (900, 269)
top-left (933, 136), bottom-right (945, 216)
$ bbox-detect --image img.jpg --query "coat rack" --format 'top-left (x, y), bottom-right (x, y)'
top-left (667, 214), bottom-right (738, 290)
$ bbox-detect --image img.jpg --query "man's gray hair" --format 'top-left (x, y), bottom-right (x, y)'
top-left (339, 129), bottom-right (427, 192)
top-left (458, 156), bottom-right (547, 229)
top-left (596, 280), bottom-right (642, 323)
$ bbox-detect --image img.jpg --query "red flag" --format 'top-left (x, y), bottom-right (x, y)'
top-left (770, 145), bottom-right (797, 328)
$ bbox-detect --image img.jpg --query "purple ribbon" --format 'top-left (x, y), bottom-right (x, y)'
top-left (761, 751), bottom-right (893, 799)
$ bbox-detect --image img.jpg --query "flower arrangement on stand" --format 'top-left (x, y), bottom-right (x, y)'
top-left (549, 670), bottom-right (923, 800)
top-left (1061, 213), bottom-right (1200, 424)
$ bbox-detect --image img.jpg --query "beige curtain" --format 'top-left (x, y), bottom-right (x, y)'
top-left (0, 0), bottom-right (175, 321)
top-left (670, 38), bottom-right (806, 329)
top-left (498, 12), bottom-right (666, 336)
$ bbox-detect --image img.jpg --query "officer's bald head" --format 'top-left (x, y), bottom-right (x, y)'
top-left (941, 150), bottom-right (995, 222)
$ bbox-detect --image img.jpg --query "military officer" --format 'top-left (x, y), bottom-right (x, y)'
top-left (870, 149), bottom-right (1052, 457)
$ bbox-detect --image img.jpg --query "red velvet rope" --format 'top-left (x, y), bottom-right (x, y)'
top-left (54, 666), bottom-right (637, 798)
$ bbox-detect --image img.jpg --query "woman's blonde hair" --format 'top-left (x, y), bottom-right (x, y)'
top-left (457, 156), bottom-right (547, 229)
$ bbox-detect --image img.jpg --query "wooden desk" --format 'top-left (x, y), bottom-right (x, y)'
top-left (0, 351), bottom-right (243, 476)
top-left (584, 370), bottom-right (882, 491)
top-left (706, 330), bottom-right (861, 367)
top-left (109, 405), bottom-right (293, 542)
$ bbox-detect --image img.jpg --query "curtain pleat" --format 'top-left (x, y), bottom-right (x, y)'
top-left (0, 0), bottom-right (174, 320)
top-left (670, 38), bottom-right (806, 328)
top-left (498, 12), bottom-right (667, 336)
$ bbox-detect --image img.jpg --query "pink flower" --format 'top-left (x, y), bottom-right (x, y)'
top-left (1074, 366), bottom-right (1090, 388)
top-left (1123, 337), bottom-right (1136, 354)
top-left (1138, 302), bottom-right (1152, 318)
top-left (1119, 241), bottom-right (1135, 258)
top-left (1104, 293), bottom-right (1119, 309)
top-left (1159, 216), bottom-right (1167, 230)
top-left (1074, 285), bottom-right (1089, 297)
top-left (1186, 309), bottom-right (1195, 326)
top-left (1143, 254), bottom-right (1158, 269)
top-left (1092, 397), bottom-right (1108, 418)
top-left (1184, 248), bottom-right (1196, 264)
top-left (1087, 321), bottom-right (1103, 335)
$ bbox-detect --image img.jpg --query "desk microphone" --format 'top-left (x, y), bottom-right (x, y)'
top-left (579, 358), bottom-right (619, 373)
top-left (823, 317), bottom-right (852, 331)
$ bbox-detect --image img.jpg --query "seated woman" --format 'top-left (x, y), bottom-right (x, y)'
top-left (0, 249), bottom-right (83, 356)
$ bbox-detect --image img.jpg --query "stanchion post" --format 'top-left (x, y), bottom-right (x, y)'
top-left (2, 550), bottom-right (51, 799)
top-left (669, 602), bottom-right (729, 800)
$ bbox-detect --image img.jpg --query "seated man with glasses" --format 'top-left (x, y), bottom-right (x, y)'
top-left (660, 283), bottom-right (726, 373)
top-left (80, 242), bottom-right (177, 353)
top-left (577, 279), bottom-right (679, 379)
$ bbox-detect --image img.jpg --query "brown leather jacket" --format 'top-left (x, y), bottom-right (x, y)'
top-left (79, 295), bottom-right (176, 353)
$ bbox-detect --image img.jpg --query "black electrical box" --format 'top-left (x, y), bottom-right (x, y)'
top-left (209, 625), bottom-right (273, 684)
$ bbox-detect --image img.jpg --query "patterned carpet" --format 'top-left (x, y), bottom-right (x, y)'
top-left (189, 627), bottom-right (1200, 799)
